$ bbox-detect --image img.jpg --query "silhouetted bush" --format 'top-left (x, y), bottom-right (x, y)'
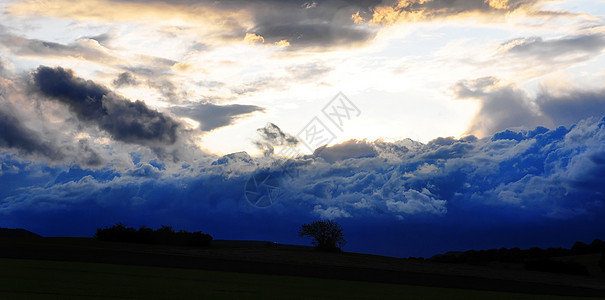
top-left (299, 220), bottom-right (346, 252)
top-left (571, 241), bottom-right (590, 255)
top-left (94, 223), bottom-right (136, 243)
top-left (599, 252), bottom-right (605, 272)
top-left (524, 259), bottom-right (590, 276)
top-left (544, 247), bottom-right (568, 258)
top-left (526, 247), bottom-right (546, 259)
top-left (94, 223), bottom-right (212, 247)
top-left (498, 247), bottom-right (524, 263)
top-left (589, 239), bottom-right (605, 253)
top-left (430, 252), bottom-right (463, 263)
top-left (430, 238), bottom-right (605, 266)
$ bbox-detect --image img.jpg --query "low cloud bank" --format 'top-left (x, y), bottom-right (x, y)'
top-left (2, 114), bottom-right (605, 256)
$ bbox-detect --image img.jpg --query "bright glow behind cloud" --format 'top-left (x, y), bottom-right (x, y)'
top-left (2, 0), bottom-right (603, 155)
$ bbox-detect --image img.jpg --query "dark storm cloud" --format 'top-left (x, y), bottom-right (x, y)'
top-left (0, 108), bottom-right (64, 160)
top-left (172, 102), bottom-right (265, 132)
top-left (31, 66), bottom-right (181, 148)
top-left (254, 122), bottom-right (299, 156)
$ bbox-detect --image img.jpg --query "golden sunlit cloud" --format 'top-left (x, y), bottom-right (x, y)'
top-left (485, 0), bottom-right (510, 10)
top-left (172, 62), bottom-right (194, 73)
top-left (366, 0), bottom-right (542, 25)
top-left (370, 4), bottom-right (426, 25)
top-left (351, 11), bottom-right (364, 24)
top-left (244, 33), bottom-right (265, 44)
top-left (74, 132), bottom-right (91, 140)
top-left (274, 40), bottom-right (290, 47)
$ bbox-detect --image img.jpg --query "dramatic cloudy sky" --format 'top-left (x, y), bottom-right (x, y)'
top-left (1, 0), bottom-right (605, 257)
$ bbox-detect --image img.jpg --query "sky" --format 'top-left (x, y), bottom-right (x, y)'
top-left (1, 0), bottom-right (605, 257)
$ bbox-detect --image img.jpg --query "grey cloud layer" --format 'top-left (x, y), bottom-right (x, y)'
top-left (102, 0), bottom-right (551, 48)
top-left (108, 0), bottom-right (382, 48)
top-left (500, 33), bottom-right (605, 64)
top-left (538, 89), bottom-right (605, 126)
top-left (455, 77), bottom-right (605, 136)
top-left (0, 27), bottom-right (117, 64)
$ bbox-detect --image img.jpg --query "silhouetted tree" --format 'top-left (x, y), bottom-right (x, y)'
top-left (298, 220), bottom-right (346, 252)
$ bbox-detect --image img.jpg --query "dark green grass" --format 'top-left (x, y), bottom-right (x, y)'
top-left (0, 258), bottom-right (596, 299)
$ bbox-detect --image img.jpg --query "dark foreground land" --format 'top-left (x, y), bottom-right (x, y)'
top-left (1, 237), bottom-right (604, 299)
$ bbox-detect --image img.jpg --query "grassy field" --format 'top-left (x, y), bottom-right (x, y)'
top-left (0, 258), bottom-right (599, 299)
top-left (1, 237), bottom-right (604, 298)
